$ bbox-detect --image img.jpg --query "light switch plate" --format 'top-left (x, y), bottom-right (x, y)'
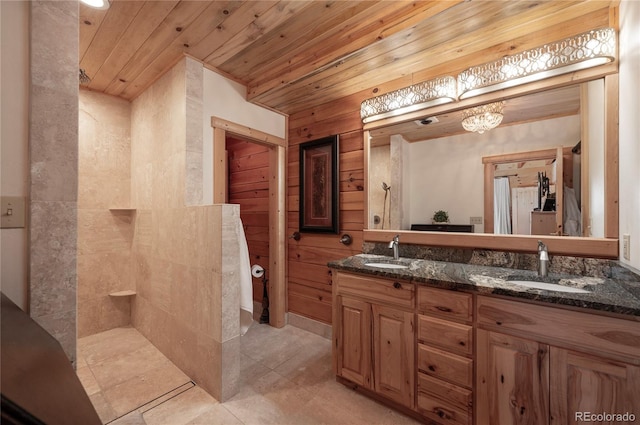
top-left (1, 196), bottom-right (26, 228)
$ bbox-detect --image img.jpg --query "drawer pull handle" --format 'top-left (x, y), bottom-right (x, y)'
top-left (428, 365), bottom-right (436, 372)
top-left (393, 282), bottom-right (402, 289)
top-left (436, 306), bottom-right (452, 312)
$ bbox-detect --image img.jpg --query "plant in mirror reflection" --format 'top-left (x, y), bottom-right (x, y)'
top-left (432, 210), bottom-right (449, 223)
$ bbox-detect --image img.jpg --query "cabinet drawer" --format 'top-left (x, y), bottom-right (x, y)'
top-left (418, 315), bottom-right (473, 356)
top-left (418, 344), bottom-right (473, 389)
top-left (417, 373), bottom-right (472, 425)
top-left (417, 287), bottom-right (472, 322)
top-left (477, 296), bottom-right (640, 364)
top-left (335, 272), bottom-right (414, 309)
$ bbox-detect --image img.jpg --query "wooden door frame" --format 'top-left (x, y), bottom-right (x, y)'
top-left (211, 117), bottom-right (287, 328)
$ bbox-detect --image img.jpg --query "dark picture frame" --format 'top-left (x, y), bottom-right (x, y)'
top-left (299, 135), bottom-right (339, 234)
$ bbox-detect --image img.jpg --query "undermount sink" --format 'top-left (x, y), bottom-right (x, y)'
top-left (507, 280), bottom-right (591, 294)
top-left (364, 262), bottom-right (409, 270)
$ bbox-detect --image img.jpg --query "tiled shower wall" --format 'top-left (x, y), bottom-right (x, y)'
top-left (129, 57), bottom-right (240, 400)
top-left (77, 90), bottom-right (133, 337)
top-left (29, 0), bottom-right (79, 364)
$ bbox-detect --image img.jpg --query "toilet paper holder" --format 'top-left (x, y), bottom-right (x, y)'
top-left (251, 265), bottom-right (269, 324)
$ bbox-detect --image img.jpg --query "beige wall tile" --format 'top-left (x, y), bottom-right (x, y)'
top-left (221, 205), bottom-right (240, 343)
top-left (170, 263), bottom-right (198, 328)
top-left (77, 88), bottom-right (133, 337)
top-left (29, 0), bottom-right (79, 362)
top-left (195, 267), bottom-right (216, 337)
top-left (77, 252), bottom-right (132, 301)
top-left (77, 210), bottom-right (133, 256)
top-left (193, 334), bottom-right (222, 399)
top-left (128, 58), bottom-right (240, 401)
top-left (29, 201), bottom-right (77, 317)
top-left (101, 296), bottom-right (131, 330)
top-left (168, 318), bottom-right (198, 379)
top-left (33, 308), bottom-right (77, 365)
top-left (185, 57), bottom-right (203, 206)
top-left (78, 90), bottom-right (131, 209)
top-left (30, 87), bottom-right (78, 202)
top-left (220, 337), bottom-right (240, 401)
top-left (78, 298), bottom-right (102, 338)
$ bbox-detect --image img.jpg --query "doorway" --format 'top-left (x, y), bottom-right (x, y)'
top-left (211, 117), bottom-right (286, 328)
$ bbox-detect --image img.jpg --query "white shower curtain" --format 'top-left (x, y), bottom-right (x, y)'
top-left (494, 177), bottom-right (512, 234)
top-left (564, 185), bottom-right (582, 236)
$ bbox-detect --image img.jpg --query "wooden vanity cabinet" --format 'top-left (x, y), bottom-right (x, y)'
top-left (476, 330), bottom-right (550, 425)
top-left (416, 287), bottom-right (474, 425)
top-left (333, 269), bottom-right (640, 425)
top-left (476, 296), bottom-right (640, 425)
top-left (335, 296), bottom-right (371, 387)
top-left (333, 271), bottom-right (415, 409)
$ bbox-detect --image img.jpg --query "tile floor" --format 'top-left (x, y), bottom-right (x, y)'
top-left (77, 324), bottom-right (422, 425)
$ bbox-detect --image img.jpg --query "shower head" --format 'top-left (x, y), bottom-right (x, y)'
top-left (79, 68), bottom-right (91, 84)
top-left (382, 182), bottom-right (391, 191)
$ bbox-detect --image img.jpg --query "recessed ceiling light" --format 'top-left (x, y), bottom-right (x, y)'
top-left (80, 0), bottom-right (110, 10)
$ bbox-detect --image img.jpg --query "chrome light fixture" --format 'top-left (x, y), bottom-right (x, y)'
top-left (458, 28), bottom-right (616, 99)
top-left (361, 76), bottom-right (457, 123)
top-left (461, 101), bottom-right (504, 134)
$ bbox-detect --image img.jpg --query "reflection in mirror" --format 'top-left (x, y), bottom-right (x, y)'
top-left (484, 148), bottom-right (567, 237)
top-left (368, 79), bottom-right (606, 238)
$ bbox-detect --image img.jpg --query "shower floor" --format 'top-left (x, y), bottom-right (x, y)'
top-left (77, 324), bottom-right (421, 425)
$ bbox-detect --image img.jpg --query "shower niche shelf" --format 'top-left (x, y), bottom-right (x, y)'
top-left (109, 290), bottom-right (136, 297)
top-left (108, 207), bottom-right (136, 212)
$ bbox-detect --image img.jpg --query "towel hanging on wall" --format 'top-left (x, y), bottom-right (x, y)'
top-left (237, 219), bottom-right (253, 335)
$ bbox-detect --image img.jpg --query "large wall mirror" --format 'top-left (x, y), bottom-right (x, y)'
top-left (364, 73), bottom-right (619, 258)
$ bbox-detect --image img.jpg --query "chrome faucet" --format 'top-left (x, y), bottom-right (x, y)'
top-left (389, 234), bottom-right (400, 260)
top-left (538, 241), bottom-right (549, 277)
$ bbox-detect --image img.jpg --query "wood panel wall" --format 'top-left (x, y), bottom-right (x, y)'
top-left (284, 7), bottom-right (615, 324)
top-left (227, 137), bottom-right (270, 302)
top-left (287, 103), bottom-right (364, 324)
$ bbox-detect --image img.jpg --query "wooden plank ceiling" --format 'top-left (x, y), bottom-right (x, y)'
top-left (80, 0), bottom-right (614, 116)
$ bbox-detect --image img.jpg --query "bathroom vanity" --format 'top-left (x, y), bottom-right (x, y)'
top-left (329, 255), bottom-right (640, 425)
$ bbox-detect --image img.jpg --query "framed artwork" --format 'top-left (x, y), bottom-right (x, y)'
top-left (299, 135), bottom-right (339, 234)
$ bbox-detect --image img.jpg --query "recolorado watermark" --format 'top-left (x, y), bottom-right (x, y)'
top-left (575, 411), bottom-right (636, 422)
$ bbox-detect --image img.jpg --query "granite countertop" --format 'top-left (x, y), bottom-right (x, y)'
top-left (328, 254), bottom-right (640, 318)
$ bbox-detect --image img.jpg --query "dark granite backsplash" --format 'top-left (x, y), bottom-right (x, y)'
top-left (362, 242), bottom-right (615, 278)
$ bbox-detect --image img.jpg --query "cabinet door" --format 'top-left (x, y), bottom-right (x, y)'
top-left (550, 348), bottom-right (640, 425)
top-left (335, 296), bottom-right (372, 388)
top-left (372, 304), bottom-right (414, 408)
top-left (476, 330), bottom-right (550, 425)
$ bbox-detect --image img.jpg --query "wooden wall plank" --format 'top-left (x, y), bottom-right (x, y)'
top-left (288, 291), bottom-right (332, 324)
top-left (287, 97), bottom-right (365, 324)
top-left (228, 138), bottom-right (270, 303)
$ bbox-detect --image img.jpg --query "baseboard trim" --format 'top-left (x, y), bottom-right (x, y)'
top-left (286, 312), bottom-right (332, 340)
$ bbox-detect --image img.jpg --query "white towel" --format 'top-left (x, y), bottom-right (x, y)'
top-left (237, 219), bottom-right (253, 335)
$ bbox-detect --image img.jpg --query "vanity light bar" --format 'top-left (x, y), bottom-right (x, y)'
top-left (458, 28), bottom-right (616, 100)
top-left (360, 76), bottom-right (457, 123)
